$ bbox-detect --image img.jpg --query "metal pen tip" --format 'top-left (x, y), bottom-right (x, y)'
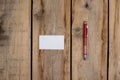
top-left (83, 55), bottom-right (87, 60)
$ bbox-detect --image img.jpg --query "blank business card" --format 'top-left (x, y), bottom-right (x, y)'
top-left (39, 35), bottom-right (64, 50)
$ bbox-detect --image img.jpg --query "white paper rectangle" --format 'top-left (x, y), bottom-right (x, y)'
top-left (39, 35), bottom-right (64, 50)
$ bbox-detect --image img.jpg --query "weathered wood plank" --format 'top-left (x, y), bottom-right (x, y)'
top-left (0, 0), bottom-right (31, 80)
top-left (33, 0), bottom-right (70, 80)
top-left (72, 0), bottom-right (108, 80)
top-left (109, 0), bottom-right (120, 80)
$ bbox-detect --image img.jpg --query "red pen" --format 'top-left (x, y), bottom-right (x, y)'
top-left (83, 21), bottom-right (88, 60)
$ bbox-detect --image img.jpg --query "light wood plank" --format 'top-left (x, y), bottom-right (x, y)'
top-left (33, 0), bottom-right (70, 80)
top-left (109, 0), bottom-right (120, 80)
top-left (72, 0), bottom-right (108, 80)
top-left (0, 0), bottom-right (31, 80)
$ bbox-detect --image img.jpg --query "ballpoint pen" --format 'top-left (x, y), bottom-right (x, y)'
top-left (83, 21), bottom-right (88, 60)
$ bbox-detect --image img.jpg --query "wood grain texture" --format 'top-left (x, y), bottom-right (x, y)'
top-left (72, 0), bottom-right (108, 80)
top-left (0, 0), bottom-right (31, 80)
top-left (33, 0), bottom-right (70, 80)
top-left (109, 0), bottom-right (120, 80)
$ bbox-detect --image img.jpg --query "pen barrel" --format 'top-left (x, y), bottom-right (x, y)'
top-left (83, 22), bottom-right (88, 55)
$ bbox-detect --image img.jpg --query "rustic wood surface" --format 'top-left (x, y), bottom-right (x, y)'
top-left (33, 0), bottom-right (70, 80)
top-left (72, 0), bottom-right (108, 80)
top-left (109, 0), bottom-right (120, 80)
top-left (1, 0), bottom-right (120, 80)
top-left (0, 0), bottom-right (31, 80)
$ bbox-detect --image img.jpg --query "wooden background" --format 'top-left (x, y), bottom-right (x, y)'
top-left (109, 0), bottom-right (120, 80)
top-left (0, 0), bottom-right (31, 80)
top-left (33, 0), bottom-right (70, 80)
top-left (0, 0), bottom-right (119, 80)
top-left (72, 0), bottom-right (108, 80)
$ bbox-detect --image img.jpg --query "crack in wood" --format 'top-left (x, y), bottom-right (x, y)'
top-left (0, 20), bottom-right (9, 41)
top-left (34, 0), bottom-right (45, 21)
top-left (84, 1), bottom-right (92, 10)
top-left (0, 20), bottom-right (5, 34)
top-left (73, 27), bottom-right (83, 38)
top-left (85, 2), bottom-right (89, 9)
